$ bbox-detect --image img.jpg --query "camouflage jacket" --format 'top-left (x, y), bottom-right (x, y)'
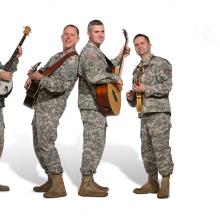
top-left (128, 54), bottom-right (172, 115)
top-left (78, 42), bottom-right (121, 110)
top-left (34, 52), bottom-right (79, 116)
top-left (0, 58), bottom-right (19, 108)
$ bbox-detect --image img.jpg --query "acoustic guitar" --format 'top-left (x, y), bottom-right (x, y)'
top-left (0, 26), bottom-right (31, 97)
top-left (135, 65), bottom-right (144, 113)
top-left (23, 51), bottom-right (77, 109)
top-left (96, 29), bottom-right (128, 116)
top-left (23, 62), bottom-right (41, 108)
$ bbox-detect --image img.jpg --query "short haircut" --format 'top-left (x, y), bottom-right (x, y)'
top-left (87, 20), bottom-right (104, 32)
top-left (63, 24), bottom-right (79, 35)
top-left (133, 34), bottom-right (150, 43)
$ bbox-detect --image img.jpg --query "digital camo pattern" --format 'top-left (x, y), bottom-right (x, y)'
top-left (129, 54), bottom-right (172, 115)
top-left (0, 59), bottom-right (19, 155)
top-left (32, 52), bottom-right (79, 175)
top-left (141, 112), bottom-right (174, 176)
top-left (32, 112), bottom-right (62, 174)
top-left (0, 58), bottom-right (19, 73)
top-left (0, 108), bottom-right (4, 158)
top-left (80, 110), bottom-right (107, 176)
top-left (127, 54), bottom-right (174, 176)
top-left (78, 41), bottom-right (121, 110)
top-left (34, 52), bottom-right (79, 115)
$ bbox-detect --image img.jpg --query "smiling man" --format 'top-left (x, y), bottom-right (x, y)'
top-left (25, 24), bottom-right (80, 198)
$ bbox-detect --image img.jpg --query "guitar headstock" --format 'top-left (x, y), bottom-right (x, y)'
top-left (122, 29), bottom-right (128, 41)
top-left (31, 62), bottom-right (41, 72)
top-left (23, 26), bottom-right (31, 36)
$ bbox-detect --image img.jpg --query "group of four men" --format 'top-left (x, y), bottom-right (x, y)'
top-left (0, 20), bottom-right (174, 199)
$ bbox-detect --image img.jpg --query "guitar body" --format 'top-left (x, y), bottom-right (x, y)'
top-left (96, 29), bottom-right (128, 116)
top-left (136, 92), bottom-right (142, 113)
top-left (96, 82), bottom-right (121, 116)
top-left (23, 81), bottom-right (40, 108)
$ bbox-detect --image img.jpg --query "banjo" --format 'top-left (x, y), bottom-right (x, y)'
top-left (0, 26), bottom-right (31, 97)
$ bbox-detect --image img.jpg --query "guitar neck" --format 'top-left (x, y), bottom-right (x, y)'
top-left (3, 35), bottom-right (26, 71)
top-left (118, 31), bottom-right (128, 76)
top-left (119, 40), bottom-right (127, 75)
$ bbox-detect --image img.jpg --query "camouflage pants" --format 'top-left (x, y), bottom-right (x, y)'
top-left (0, 108), bottom-right (4, 158)
top-left (32, 111), bottom-right (63, 175)
top-left (80, 110), bottom-right (107, 176)
top-left (141, 112), bottom-right (174, 176)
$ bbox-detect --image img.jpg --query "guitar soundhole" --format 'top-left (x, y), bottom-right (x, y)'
top-left (112, 90), bottom-right (117, 102)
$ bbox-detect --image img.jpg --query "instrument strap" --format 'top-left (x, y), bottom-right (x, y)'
top-left (42, 51), bottom-right (78, 77)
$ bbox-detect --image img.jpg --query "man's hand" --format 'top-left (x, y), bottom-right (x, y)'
top-left (116, 79), bottom-right (123, 91)
top-left (24, 78), bottom-right (32, 90)
top-left (27, 71), bottom-right (43, 81)
top-left (16, 46), bottom-right (23, 58)
top-left (132, 82), bottom-right (145, 93)
top-left (126, 90), bottom-right (135, 101)
top-left (0, 71), bottom-right (13, 81)
top-left (119, 46), bottom-right (130, 59)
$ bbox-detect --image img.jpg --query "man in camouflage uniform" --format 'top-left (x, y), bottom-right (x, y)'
top-left (0, 47), bottom-right (23, 191)
top-left (126, 34), bottom-right (174, 199)
top-left (26, 24), bottom-right (79, 198)
top-left (78, 20), bottom-right (130, 197)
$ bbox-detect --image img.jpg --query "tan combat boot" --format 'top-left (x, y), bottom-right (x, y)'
top-left (157, 175), bottom-right (170, 199)
top-left (33, 175), bottom-right (52, 192)
top-left (133, 175), bottom-right (159, 194)
top-left (91, 175), bottom-right (109, 192)
top-left (78, 175), bottom-right (108, 197)
top-left (0, 184), bottom-right (10, 191)
top-left (43, 174), bottom-right (67, 198)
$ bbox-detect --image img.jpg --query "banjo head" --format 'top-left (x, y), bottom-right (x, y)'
top-left (0, 79), bottom-right (13, 97)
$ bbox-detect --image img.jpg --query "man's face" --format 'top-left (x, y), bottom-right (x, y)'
top-left (88, 25), bottom-right (105, 47)
top-left (134, 36), bottom-right (151, 56)
top-left (61, 26), bottom-right (79, 51)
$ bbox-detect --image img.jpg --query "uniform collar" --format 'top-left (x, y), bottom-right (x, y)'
top-left (138, 53), bottom-right (154, 67)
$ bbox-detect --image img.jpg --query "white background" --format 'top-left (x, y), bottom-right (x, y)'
top-left (0, 0), bottom-right (219, 219)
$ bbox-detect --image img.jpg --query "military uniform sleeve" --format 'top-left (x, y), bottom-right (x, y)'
top-left (127, 96), bottom-right (136, 107)
top-left (81, 53), bottom-right (120, 85)
top-left (3, 58), bottom-right (19, 73)
top-left (144, 59), bottom-right (172, 97)
top-left (111, 55), bottom-right (121, 67)
top-left (0, 61), bottom-right (4, 69)
top-left (39, 56), bottom-right (54, 72)
top-left (39, 56), bottom-right (79, 94)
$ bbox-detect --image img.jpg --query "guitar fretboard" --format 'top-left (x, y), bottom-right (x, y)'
top-left (3, 35), bottom-right (27, 71)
